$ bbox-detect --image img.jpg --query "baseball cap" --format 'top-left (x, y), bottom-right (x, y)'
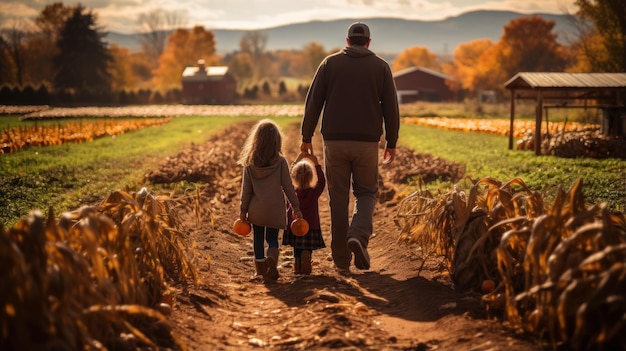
top-left (347, 22), bottom-right (370, 38)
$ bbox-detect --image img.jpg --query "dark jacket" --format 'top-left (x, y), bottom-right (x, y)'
top-left (302, 45), bottom-right (400, 148)
top-left (287, 165), bottom-right (325, 229)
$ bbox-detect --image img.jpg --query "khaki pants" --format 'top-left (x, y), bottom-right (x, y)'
top-left (323, 140), bottom-right (379, 269)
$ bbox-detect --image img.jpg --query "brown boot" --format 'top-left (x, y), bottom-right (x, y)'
top-left (265, 248), bottom-right (279, 281)
top-left (255, 260), bottom-right (266, 279)
top-left (294, 257), bottom-right (302, 275)
top-left (301, 250), bottom-right (312, 275)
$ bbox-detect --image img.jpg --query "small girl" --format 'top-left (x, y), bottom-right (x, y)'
top-left (238, 119), bottom-right (302, 281)
top-left (283, 152), bottom-right (326, 275)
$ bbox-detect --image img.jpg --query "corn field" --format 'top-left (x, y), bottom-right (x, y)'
top-left (395, 177), bottom-right (626, 350)
top-left (1, 118), bottom-right (172, 154)
top-left (0, 187), bottom-right (204, 350)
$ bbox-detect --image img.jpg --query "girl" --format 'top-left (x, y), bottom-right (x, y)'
top-left (283, 152), bottom-right (326, 275)
top-left (238, 119), bottom-right (302, 281)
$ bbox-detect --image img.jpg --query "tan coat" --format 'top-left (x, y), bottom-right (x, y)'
top-left (240, 156), bottom-right (300, 229)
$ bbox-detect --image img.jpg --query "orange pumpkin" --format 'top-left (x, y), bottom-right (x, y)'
top-left (290, 218), bottom-right (309, 236)
top-left (233, 219), bottom-right (251, 236)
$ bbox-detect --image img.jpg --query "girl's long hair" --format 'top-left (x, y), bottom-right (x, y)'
top-left (238, 119), bottom-right (283, 167)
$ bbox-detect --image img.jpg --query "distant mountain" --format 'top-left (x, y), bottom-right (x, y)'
top-left (107, 10), bottom-right (576, 56)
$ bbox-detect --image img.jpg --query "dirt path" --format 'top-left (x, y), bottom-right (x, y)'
top-left (162, 120), bottom-right (542, 350)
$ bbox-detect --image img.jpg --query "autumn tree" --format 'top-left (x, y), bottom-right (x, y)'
top-left (127, 53), bottom-right (154, 89)
top-left (571, 0), bottom-right (626, 72)
top-left (449, 39), bottom-right (494, 94)
top-left (273, 49), bottom-right (309, 79)
top-left (502, 17), bottom-right (566, 75)
top-left (25, 2), bottom-right (76, 87)
top-left (152, 25), bottom-right (218, 91)
top-left (137, 8), bottom-right (188, 64)
top-left (108, 44), bottom-right (136, 91)
top-left (35, 2), bottom-right (75, 40)
top-left (392, 46), bottom-right (441, 72)
top-left (53, 5), bottom-right (112, 98)
top-left (239, 31), bottom-right (268, 80)
top-left (302, 42), bottom-right (327, 77)
top-left (0, 20), bottom-right (30, 86)
top-left (466, 16), bottom-right (567, 95)
top-left (0, 35), bottom-right (12, 84)
top-left (227, 52), bottom-right (254, 88)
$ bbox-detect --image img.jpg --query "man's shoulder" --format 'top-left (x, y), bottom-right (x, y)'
top-left (325, 51), bottom-right (345, 61)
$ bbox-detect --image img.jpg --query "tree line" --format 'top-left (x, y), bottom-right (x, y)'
top-left (0, 0), bottom-right (624, 105)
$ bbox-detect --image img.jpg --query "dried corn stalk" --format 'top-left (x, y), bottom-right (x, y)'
top-left (494, 180), bottom-right (626, 350)
top-left (396, 177), bottom-right (626, 350)
top-left (397, 177), bottom-right (541, 290)
top-left (1, 118), bottom-right (171, 154)
top-left (0, 187), bottom-right (198, 350)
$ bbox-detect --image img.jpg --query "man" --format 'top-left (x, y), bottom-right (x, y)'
top-left (300, 22), bottom-right (400, 273)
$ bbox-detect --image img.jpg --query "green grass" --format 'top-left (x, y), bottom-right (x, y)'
top-left (399, 123), bottom-right (625, 212)
top-left (0, 115), bottom-right (260, 227)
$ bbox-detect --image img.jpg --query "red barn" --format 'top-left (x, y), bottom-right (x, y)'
top-left (181, 60), bottom-right (236, 104)
top-left (393, 66), bottom-right (455, 103)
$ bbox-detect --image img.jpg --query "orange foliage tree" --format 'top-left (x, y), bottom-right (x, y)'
top-left (392, 46), bottom-right (441, 72)
top-left (108, 44), bottom-right (137, 92)
top-left (466, 16), bottom-right (568, 96)
top-left (449, 39), bottom-right (494, 94)
top-left (273, 50), bottom-right (309, 78)
top-left (152, 25), bottom-right (219, 91)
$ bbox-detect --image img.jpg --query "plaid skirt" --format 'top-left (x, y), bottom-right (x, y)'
top-left (282, 227), bottom-right (325, 251)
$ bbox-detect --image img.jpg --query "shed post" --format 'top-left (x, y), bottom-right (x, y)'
top-left (534, 90), bottom-right (543, 156)
top-left (509, 89), bottom-right (515, 149)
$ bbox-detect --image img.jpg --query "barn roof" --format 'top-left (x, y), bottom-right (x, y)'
top-left (504, 72), bottom-right (626, 89)
top-left (182, 65), bottom-right (230, 82)
top-left (393, 66), bottom-right (451, 81)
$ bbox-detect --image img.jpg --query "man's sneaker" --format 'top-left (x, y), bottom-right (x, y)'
top-left (335, 265), bottom-right (351, 276)
top-left (347, 238), bottom-right (370, 270)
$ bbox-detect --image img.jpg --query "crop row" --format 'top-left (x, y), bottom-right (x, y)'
top-left (403, 116), bottom-right (597, 138)
top-left (1, 118), bottom-right (172, 154)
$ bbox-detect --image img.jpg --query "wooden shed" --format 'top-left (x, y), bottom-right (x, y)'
top-left (505, 72), bottom-right (626, 155)
top-left (393, 66), bottom-right (455, 103)
top-left (181, 60), bottom-right (236, 104)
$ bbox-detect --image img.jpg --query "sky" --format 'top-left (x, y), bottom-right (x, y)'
top-left (1, 0), bottom-right (578, 34)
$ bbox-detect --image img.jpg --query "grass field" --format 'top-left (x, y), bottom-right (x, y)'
top-left (399, 123), bottom-right (625, 211)
top-left (1, 110), bottom-right (624, 228)
top-left (0, 114), bottom-right (258, 227)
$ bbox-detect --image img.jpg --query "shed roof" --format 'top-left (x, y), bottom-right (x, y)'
top-left (504, 72), bottom-right (626, 154)
top-left (505, 72), bottom-right (626, 90)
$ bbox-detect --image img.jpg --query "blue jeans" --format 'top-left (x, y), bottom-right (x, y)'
top-left (323, 140), bottom-right (379, 269)
top-left (253, 225), bottom-right (279, 260)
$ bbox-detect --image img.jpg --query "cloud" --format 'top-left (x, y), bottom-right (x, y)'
top-left (0, 1), bottom-right (40, 26)
top-left (0, 0), bottom-right (578, 34)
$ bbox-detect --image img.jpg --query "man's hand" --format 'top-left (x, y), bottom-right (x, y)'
top-left (300, 142), bottom-right (313, 155)
top-left (382, 148), bottom-right (395, 164)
